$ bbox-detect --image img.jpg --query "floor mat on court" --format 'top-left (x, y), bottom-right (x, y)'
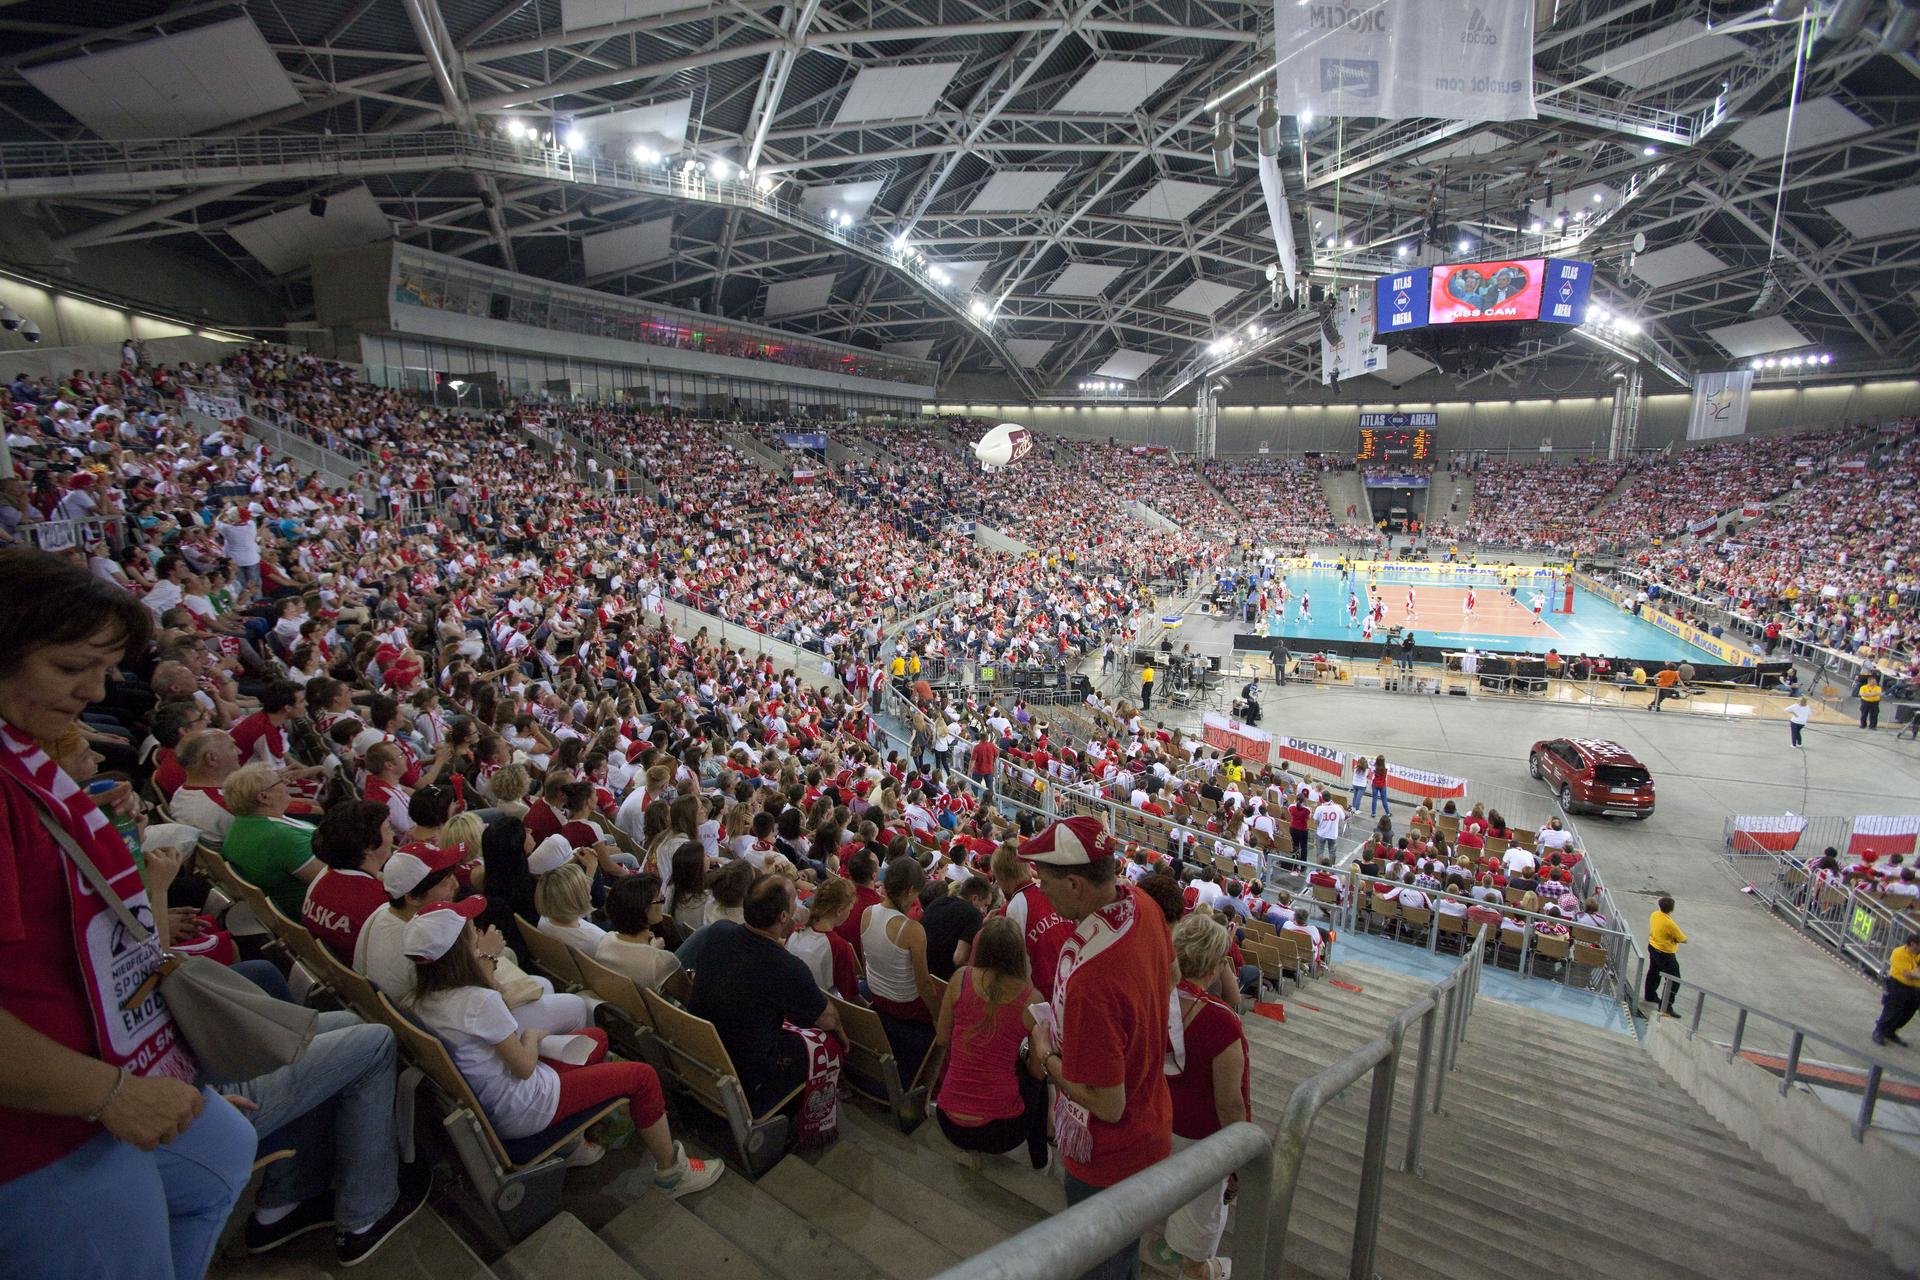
top-left (1242, 570), bottom-right (1719, 661)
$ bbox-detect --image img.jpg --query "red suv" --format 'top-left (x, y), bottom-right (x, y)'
top-left (1528, 737), bottom-right (1655, 819)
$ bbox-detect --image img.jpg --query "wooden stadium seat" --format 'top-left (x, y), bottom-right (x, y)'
top-left (1484, 835), bottom-right (1510, 857)
top-left (1436, 815), bottom-right (1461, 840)
top-left (381, 994), bottom-right (625, 1247)
top-left (517, 914), bottom-right (585, 989)
top-left (1569, 941), bottom-right (1610, 989)
top-left (1532, 932), bottom-right (1571, 976)
top-left (1369, 894), bottom-right (1401, 936)
top-left (1503, 888), bottom-right (1527, 906)
top-left (1569, 923), bottom-right (1606, 947)
top-left (1513, 829), bottom-right (1538, 852)
top-left (1435, 910), bottom-right (1469, 954)
top-left (640, 987), bottom-right (799, 1178)
top-left (571, 949), bottom-right (667, 1072)
top-left (1311, 883), bottom-right (1339, 906)
top-left (1397, 904), bottom-right (1433, 945)
top-left (831, 996), bottom-right (926, 1133)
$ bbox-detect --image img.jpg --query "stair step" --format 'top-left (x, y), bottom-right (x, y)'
top-left (599, 1189), bottom-right (779, 1280)
top-left (496, 1213), bottom-right (642, 1280)
top-left (755, 1152), bottom-right (961, 1278)
top-left (677, 1166), bottom-right (880, 1280)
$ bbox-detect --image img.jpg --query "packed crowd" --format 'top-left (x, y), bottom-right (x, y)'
top-left (1198, 456), bottom-right (1349, 549)
top-left (1629, 424), bottom-right (1919, 670)
top-left (0, 348), bottom-right (1274, 1280)
top-left (1440, 458), bottom-right (1631, 554)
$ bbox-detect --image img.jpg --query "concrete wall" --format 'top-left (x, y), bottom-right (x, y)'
top-left (0, 268), bottom-right (251, 363)
top-left (1645, 1020), bottom-right (1919, 1274)
top-left (934, 379), bottom-right (1920, 457)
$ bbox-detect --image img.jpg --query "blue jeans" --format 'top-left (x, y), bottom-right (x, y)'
top-left (1063, 1171), bottom-right (1143, 1280)
top-left (0, 1089), bottom-right (256, 1280)
top-left (209, 1011), bottom-right (399, 1234)
top-left (1369, 783), bottom-right (1390, 815)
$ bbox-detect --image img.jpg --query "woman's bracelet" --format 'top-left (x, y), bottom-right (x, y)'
top-left (85, 1066), bottom-right (128, 1123)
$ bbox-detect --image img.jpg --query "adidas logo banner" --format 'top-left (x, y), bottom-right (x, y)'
top-left (1272, 0), bottom-right (1538, 123)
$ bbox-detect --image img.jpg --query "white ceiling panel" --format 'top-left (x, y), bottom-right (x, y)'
top-left (1306, 207), bottom-right (1354, 241)
top-left (1579, 19), bottom-right (1748, 89)
top-left (561, 0), bottom-right (693, 30)
top-left (1055, 59), bottom-right (1184, 114)
top-left (1825, 186), bottom-right (1920, 239)
top-left (1046, 263), bottom-right (1125, 297)
top-left (22, 16), bottom-right (300, 139)
top-left (1631, 243), bottom-right (1729, 288)
top-left (933, 261), bottom-right (993, 293)
top-left (764, 273), bottom-right (837, 319)
top-left (834, 62), bottom-right (963, 124)
top-left (1005, 338), bottom-right (1054, 368)
top-left (577, 98), bottom-right (690, 155)
top-left (1729, 95), bottom-right (1871, 160)
top-left (1376, 349), bottom-right (1438, 383)
top-left (581, 216), bottom-right (674, 277)
top-left (967, 170), bottom-right (1066, 213)
top-left (1705, 316), bottom-right (1811, 359)
top-left (227, 185), bottom-right (391, 276)
top-left (1124, 178), bottom-right (1221, 223)
top-left (801, 179), bottom-right (885, 221)
top-left (884, 340), bottom-right (936, 361)
top-left (1093, 349), bottom-right (1159, 381)
top-left (1166, 280), bottom-right (1241, 316)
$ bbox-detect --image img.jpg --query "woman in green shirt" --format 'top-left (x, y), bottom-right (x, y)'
top-left (222, 762), bottom-right (320, 917)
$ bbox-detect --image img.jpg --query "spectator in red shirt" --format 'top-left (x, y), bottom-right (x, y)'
top-left (303, 800), bottom-right (396, 961)
top-left (1286, 793), bottom-right (1311, 860)
top-left (1157, 913), bottom-right (1250, 1279)
top-left (968, 735), bottom-right (999, 798)
top-left (1022, 816), bottom-right (1175, 1280)
top-left (991, 843), bottom-right (1073, 1000)
top-left (832, 847), bottom-right (885, 964)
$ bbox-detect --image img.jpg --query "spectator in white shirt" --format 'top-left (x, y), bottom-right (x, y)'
top-left (1501, 845), bottom-right (1537, 876)
top-left (1313, 797), bottom-right (1348, 860)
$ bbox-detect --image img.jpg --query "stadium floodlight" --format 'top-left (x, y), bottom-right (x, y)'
top-left (0, 303), bottom-right (20, 331)
top-left (20, 320), bottom-right (39, 343)
top-left (563, 128), bottom-right (585, 152)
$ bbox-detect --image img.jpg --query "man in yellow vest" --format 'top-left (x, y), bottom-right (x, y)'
top-left (1643, 895), bottom-right (1686, 1016)
top-left (1139, 661), bottom-right (1154, 711)
top-left (1858, 675), bottom-right (1883, 730)
top-left (1873, 931), bottom-right (1920, 1047)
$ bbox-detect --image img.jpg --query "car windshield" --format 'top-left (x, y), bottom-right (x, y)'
top-left (1595, 763), bottom-right (1650, 787)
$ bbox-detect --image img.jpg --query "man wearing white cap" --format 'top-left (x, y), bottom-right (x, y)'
top-left (1020, 815), bottom-right (1175, 1280)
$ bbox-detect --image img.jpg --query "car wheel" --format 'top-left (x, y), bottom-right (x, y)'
top-left (1558, 783), bottom-right (1574, 810)
top-left (1529, 753), bottom-right (1543, 780)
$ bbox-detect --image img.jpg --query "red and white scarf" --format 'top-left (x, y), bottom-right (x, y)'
top-left (0, 724), bottom-right (196, 1081)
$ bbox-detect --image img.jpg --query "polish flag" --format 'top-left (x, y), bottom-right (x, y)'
top-left (1846, 814), bottom-right (1920, 858)
top-left (1730, 814), bottom-right (1807, 853)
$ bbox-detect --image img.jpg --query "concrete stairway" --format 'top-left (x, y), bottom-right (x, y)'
top-left (209, 958), bottom-right (1902, 1280)
top-left (1319, 470), bottom-right (1368, 530)
top-left (1426, 471), bottom-right (1473, 527)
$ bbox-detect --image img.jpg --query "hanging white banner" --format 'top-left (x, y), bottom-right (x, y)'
top-left (1321, 288), bottom-right (1386, 385)
top-left (1257, 149), bottom-right (1299, 300)
top-left (1687, 369), bottom-right (1753, 440)
top-left (1273, 0), bottom-right (1537, 123)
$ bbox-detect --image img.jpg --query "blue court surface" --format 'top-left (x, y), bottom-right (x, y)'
top-left (1248, 569), bottom-right (1718, 663)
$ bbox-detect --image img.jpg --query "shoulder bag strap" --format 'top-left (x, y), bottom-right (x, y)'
top-left (34, 808), bottom-right (155, 944)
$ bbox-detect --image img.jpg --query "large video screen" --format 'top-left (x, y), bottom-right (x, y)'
top-left (1429, 258), bottom-right (1546, 324)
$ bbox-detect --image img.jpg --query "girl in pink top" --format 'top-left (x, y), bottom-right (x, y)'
top-left (926, 917), bottom-right (1052, 1169)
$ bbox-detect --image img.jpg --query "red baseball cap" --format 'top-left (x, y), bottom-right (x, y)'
top-left (1017, 816), bottom-right (1115, 867)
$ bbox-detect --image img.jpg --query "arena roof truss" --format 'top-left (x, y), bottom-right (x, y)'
top-left (0, 0), bottom-right (1914, 400)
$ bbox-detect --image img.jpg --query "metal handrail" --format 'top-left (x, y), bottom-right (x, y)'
top-left (1653, 973), bottom-right (1920, 1141)
top-left (932, 933), bottom-right (1487, 1280)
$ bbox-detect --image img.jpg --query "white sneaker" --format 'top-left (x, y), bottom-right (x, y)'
top-left (654, 1142), bottom-right (724, 1198)
top-left (564, 1139), bottom-right (606, 1168)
